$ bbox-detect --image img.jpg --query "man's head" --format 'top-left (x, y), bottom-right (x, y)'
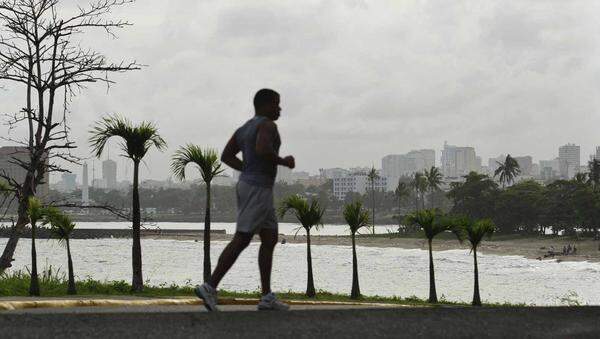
top-left (253, 88), bottom-right (281, 121)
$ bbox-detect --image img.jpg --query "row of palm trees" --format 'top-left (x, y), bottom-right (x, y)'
top-left (280, 196), bottom-right (370, 299)
top-left (89, 115), bottom-right (223, 291)
top-left (23, 114), bottom-right (496, 305)
top-left (405, 209), bottom-right (495, 306)
top-left (27, 197), bottom-right (77, 296)
top-left (279, 194), bottom-right (494, 305)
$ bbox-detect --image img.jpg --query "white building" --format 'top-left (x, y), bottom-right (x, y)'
top-left (441, 142), bottom-right (480, 178)
top-left (333, 171), bottom-right (387, 201)
top-left (558, 143), bottom-right (580, 179)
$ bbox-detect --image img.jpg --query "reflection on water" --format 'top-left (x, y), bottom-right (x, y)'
top-left (2, 238), bottom-right (599, 306)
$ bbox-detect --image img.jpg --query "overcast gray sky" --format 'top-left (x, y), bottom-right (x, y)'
top-left (2, 0), bottom-right (600, 183)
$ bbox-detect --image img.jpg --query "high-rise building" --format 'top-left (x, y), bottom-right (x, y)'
top-left (82, 162), bottom-right (89, 205)
top-left (558, 143), bottom-right (580, 179)
top-left (102, 159), bottom-right (117, 190)
top-left (441, 142), bottom-right (480, 178)
top-left (594, 146), bottom-right (600, 161)
top-left (0, 146), bottom-right (49, 198)
top-left (57, 173), bottom-right (77, 192)
top-left (276, 166), bottom-right (293, 184)
top-left (513, 156), bottom-right (533, 176)
top-left (381, 149), bottom-right (435, 179)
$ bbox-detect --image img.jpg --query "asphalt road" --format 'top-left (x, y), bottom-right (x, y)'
top-left (2, 305), bottom-right (600, 338)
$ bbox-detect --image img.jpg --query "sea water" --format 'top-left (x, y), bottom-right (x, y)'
top-left (2, 238), bottom-right (599, 306)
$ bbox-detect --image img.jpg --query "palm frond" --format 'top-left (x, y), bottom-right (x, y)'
top-left (405, 209), bottom-right (448, 240)
top-left (89, 115), bottom-right (167, 161)
top-left (27, 197), bottom-right (44, 225)
top-left (171, 144), bottom-right (224, 182)
top-left (278, 195), bottom-right (324, 230)
top-left (46, 211), bottom-right (76, 244)
top-left (343, 201), bottom-right (370, 234)
top-left (449, 216), bottom-right (495, 249)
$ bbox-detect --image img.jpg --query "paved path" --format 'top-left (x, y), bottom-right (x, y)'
top-left (2, 304), bottom-right (600, 338)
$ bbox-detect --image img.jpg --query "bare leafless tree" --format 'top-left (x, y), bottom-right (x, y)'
top-left (0, 0), bottom-right (140, 272)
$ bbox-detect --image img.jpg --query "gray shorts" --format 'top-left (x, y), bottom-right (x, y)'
top-left (236, 180), bottom-right (278, 234)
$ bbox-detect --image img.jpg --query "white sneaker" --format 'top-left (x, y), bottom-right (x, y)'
top-left (257, 292), bottom-right (290, 311)
top-left (195, 283), bottom-right (219, 312)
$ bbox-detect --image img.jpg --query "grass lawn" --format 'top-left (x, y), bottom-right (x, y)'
top-left (0, 268), bottom-right (527, 307)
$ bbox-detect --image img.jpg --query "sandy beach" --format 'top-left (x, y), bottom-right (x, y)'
top-left (144, 233), bottom-right (600, 263)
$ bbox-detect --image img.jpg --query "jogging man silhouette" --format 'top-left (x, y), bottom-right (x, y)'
top-left (195, 89), bottom-right (294, 311)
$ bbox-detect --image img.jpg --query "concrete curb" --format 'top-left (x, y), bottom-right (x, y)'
top-left (0, 297), bottom-right (405, 311)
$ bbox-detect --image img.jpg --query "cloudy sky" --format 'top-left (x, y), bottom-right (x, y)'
top-left (2, 0), bottom-right (600, 183)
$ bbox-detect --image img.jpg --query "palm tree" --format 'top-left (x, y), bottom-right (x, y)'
top-left (171, 145), bottom-right (223, 282)
top-left (394, 180), bottom-right (410, 229)
top-left (367, 167), bottom-right (379, 235)
top-left (451, 217), bottom-right (495, 306)
top-left (47, 211), bottom-right (77, 295)
top-left (412, 172), bottom-right (428, 211)
top-left (588, 159), bottom-right (600, 190)
top-left (405, 209), bottom-right (448, 303)
top-left (494, 155), bottom-right (521, 188)
top-left (89, 115), bottom-right (167, 292)
top-left (26, 197), bottom-right (44, 296)
top-left (424, 166), bottom-right (443, 208)
top-left (279, 195), bottom-right (325, 298)
top-left (343, 201), bottom-right (370, 299)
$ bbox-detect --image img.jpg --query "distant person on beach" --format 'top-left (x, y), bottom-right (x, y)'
top-left (194, 89), bottom-right (294, 312)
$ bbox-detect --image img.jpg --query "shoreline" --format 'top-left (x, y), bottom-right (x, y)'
top-left (139, 233), bottom-right (600, 264)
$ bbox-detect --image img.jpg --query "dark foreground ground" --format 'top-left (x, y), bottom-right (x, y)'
top-left (2, 305), bottom-right (600, 338)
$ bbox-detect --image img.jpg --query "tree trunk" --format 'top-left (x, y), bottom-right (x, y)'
top-left (0, 177), bottom-right (34, 272)
top-left (371, 185), bottom-right (376, 235)
top-left (66, 238), bottom-right (76, 295)
top-left (306, 228), bottom-right (316, 297)
top-left (415, 191), bottom-right (419, 212)
top-left (131, 160), bottom-right (143, 292)
top-left (29, 223), bottom-right (40, 296)
top-left (29, 221), bottom-right (40, 296)
top-left (428, 238), bottom-right (437, 303)
top-left (430, 190), bottom-right (434, 209)
top-left (350, 232), bottom-right (360, 299)
top-left (472, 247), bottom-right (481, 306)
top-left (203, 182), bottom-right (212, 283)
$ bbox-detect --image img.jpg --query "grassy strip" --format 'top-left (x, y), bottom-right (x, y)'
top-left (0, 269), bottom-right (527, 307)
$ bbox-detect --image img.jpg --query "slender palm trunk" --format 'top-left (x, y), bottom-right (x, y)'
top-left (306, 228), bottom-right (316, 297)
top-left (472, 247), bottom-right (481, 306)
top-left (29, 221), bottom-right (40, 296)
top-left (0, 178), bottom-right (34, 272)
top-left (203, 182), bottom-right (212, 282)
top-left (350, 232), bottom-right (360, 299)
top-left (415, 190), bottom-right (419, 212)
top-left (371, 185), bottom-right (376, 235)
top-left (430, 190), bottom-right (434, 209)
top-left (66, 238), bottom-right (76, 295)
top-left (131, 160), bottom-right (143, 292)
top-left (428, 238), bottom-right (437, 303)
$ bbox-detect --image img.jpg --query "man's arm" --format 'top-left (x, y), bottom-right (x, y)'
top-left (256, 120), bottom-right (295, 169)
top-left (221, 134), bottom-right (243, 171)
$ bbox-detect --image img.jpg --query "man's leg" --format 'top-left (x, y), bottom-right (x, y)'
top-left (258, 228), bottom-right (278, 295)
top-left (207, 232), bottom-right (253, 289)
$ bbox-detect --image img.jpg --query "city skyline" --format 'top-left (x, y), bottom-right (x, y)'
top-left (2, 1), bottom-right (599, 183)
